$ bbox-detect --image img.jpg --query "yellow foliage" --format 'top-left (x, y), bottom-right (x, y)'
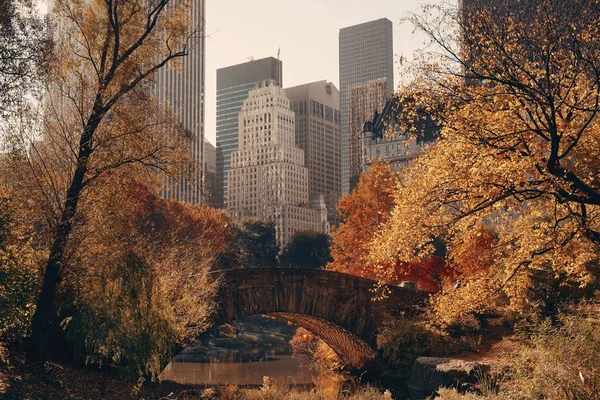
top-left (369, 0), bottom-right (600, 323)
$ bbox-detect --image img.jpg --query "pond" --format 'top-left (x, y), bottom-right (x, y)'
top-left (160, 345), bottom-right (319, 386)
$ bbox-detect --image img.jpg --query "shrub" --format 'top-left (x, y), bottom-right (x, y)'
top-left (376, 317), bottom-right (478, 378)
top-left (61, 185), bottom-right (221, 386)
top-left (290, 327), bottom-right (343, 371)
top-left (505, 306), bottom-right (600, 399)
top-left (0, 194), bottom-right (42, 343)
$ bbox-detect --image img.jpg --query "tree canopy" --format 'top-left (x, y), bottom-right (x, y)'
top-left (0, 0), bottom-right (205, 359)
top-left (328, 163), bottom-right (400, 277)
top-left (280, 231), bottom-right (332, 269)
top-left (233, 218), bottom-right (279, 268)
top-left (367, 0), bottom-right (600, 324)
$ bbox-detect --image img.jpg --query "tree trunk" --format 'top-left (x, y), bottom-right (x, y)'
top-left (28, 106), bottom-right (102, 360)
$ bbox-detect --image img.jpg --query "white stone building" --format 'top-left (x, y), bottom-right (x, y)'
top-left (227, 80), bottom-right (328, 246)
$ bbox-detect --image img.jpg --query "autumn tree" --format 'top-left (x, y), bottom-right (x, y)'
top-left (279, 231), bottom-right (332, 269)
top-left (369, 0), bottom-right (600, 324)
top-left (61, 182), bottom-right (226, 382)
top-left (328, 163), bottom-right (399, 278)
top-left (3, 0), bottom-right (205, 359)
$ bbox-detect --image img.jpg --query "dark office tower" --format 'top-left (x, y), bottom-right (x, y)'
top-left (215, 57), bottom-right (282, 208)
top-left (158, 0), bottom-right (205, 204)
top-left (286, 81), bottom-right (341, 227)
top-left (339, 18), bottom-right (394, 195)
top-left (203, 139), bottom-right (217, 207)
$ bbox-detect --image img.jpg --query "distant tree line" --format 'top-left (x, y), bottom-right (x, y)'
top-left (215, 217), bottom-right (332, 270)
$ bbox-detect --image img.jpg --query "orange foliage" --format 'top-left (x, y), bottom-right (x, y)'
top-left (450, 224), bottom-right (498, 277)
top-left (290, 327), bottom-right (343, 371)
top-left (382, 258), bottom-right (456, 293)
top-left (328, 163), bottom-right (456, 292)
top-left (128, 183), bottom-right (236, 264)
top-left (328, 163), bottom-right (399, 276)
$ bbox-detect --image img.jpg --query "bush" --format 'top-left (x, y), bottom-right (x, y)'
top-left (182, 379), bottom-right (394, 400)
top-left (290, 328), bottom-right (343, 371)
top-left (61, 185), bottom-right (220, 386)
top-left (0, 195), bottom-right (42, 343)
top-left (376, 317), bottom-right (479, 378)
top-left (504, 306), bottom-right (600, 399)
top-left (0, 242), bottom-right (41, 342)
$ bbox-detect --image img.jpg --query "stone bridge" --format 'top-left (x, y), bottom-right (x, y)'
top-left (210, 268), bottom-right (428, 368)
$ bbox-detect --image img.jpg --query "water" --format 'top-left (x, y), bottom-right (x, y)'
top-left (160, 345), bottom-right (319, 386)
top-left (159, 344), bottom-right (412, 398)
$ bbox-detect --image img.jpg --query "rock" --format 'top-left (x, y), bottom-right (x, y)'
top-left (399, 281), bottom-right (418, 291)
top-left (407, 356), bottom-right (488, 396)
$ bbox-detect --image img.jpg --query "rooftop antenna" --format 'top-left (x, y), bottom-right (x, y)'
top-left (276, 47), bottom-right (282, 85)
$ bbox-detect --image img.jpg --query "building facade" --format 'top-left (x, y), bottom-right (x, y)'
top-left (339, 18), bottom-right (394, 195)
top-left (158, 0), bottom-right (205, 204)
top-left (361, 97), bottom-right (440, 172)
top-left (347, 78), bottom-right (388, 190)
top-left (203, 139), bottom-right (217, 207)
top-left (227, 81), bottom-right (328, 246)
top-left (285, 81), bottom-right (341, 227)
top-left (216, 57), bottom-right (282, 208)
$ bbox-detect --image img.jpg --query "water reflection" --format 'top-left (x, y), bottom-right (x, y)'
top-left (160, 346), bottom-right (318, 386)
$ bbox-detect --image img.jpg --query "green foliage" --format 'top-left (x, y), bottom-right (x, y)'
top-left (0, 242), bottom-right (41, 342)
top-left (526, 267), bottom-right (600, 322)
top-left (280, 231), bottom-right (332, 269)
top-left (233, 218), bottom-right (279, 268)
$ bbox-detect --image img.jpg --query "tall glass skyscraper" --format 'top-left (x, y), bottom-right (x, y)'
top-left (215, 57), bottom-right (282, 208)
top-left (158, 0), bottom-right (206, 204)
top-left (339, 18), bottom-right (394, 194)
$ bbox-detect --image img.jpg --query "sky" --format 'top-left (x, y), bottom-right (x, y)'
top-left (41, 0), bottom-right (449, 145)
top-left (204, 0), bottom-right (445, 145)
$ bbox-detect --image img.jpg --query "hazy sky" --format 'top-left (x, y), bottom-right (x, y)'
top-left (42, 1), bottom-right (448, 145)
top-left (204, 0), bottom-right (446, 145)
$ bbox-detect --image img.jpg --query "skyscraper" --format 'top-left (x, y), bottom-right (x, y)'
top-left (227, 80), bottom-right (328, 246)
top-left (203, 139), bottom-right (217, 207)
top-left (285, 81), bottom-right (341, 227)
top-left (216, 57), bottom-right (282, 208)
top-left (339, 18), bottom-right (394, 194)
top-left (158, 0), bottom-right (205, 204)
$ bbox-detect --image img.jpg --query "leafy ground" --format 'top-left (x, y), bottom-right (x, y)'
top-left (0, 345), bottom-right (193, 400)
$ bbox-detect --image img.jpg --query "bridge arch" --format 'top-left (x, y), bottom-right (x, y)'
top-left (211, 268), bottom-right (427, 368)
